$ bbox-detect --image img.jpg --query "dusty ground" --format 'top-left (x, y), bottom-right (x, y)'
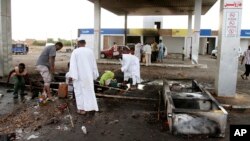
top-left (0, 46), bottom-right (250, 141)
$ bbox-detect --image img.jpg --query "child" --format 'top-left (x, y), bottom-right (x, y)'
top-left (7, 63), bottom-right (29, 99)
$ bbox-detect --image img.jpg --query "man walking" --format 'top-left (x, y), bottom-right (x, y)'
top-left (36, 42), bottom-right (63, 100)
top-left (68, 37), bottom-right (99, 115)
top-left (241, 45), bottom-right (250, 80)
top-left (143, 42), bottom-right (152, 66)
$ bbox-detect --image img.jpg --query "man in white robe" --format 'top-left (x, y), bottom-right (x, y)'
top-left (134, 42), bottom-right (142, 61)
top-left (69, 38), bottom-right (99, 114)
top-left (120, 54), bottom-right (141, 88)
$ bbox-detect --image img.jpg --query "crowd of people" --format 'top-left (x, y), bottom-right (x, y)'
top-left (7, 37), bottom-right (142, 115)
top-left (6, 38), bottom-right (250, 116)
top-left (134, 40), bottom-right (167, 66)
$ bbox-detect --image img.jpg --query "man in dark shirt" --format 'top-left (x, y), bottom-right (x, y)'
top-left (36, 42), bottom-right (63, 100)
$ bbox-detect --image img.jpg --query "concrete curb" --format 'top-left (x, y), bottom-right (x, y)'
top-left (221, 104), bottom-right (250, 110)
top-left (97, 60), bottom-right (207, 69)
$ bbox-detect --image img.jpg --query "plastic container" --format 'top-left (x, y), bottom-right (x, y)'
top-left (58, 83), bottom-right (68, 98)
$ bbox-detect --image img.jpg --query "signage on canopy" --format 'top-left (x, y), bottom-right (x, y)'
top-left (224, 0), bottom-right (242, 9)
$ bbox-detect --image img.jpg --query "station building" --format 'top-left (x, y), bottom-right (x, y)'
top-left (78, 28), bottom-right (250, 56)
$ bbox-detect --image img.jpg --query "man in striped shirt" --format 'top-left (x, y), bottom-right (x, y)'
top-left (241, 45), bottom-right (250, 80)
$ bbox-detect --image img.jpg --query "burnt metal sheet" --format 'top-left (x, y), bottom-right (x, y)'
top-left (88, 0), bottom-right (217, 15)
top-left (163, 79), bottom-right (228, 137)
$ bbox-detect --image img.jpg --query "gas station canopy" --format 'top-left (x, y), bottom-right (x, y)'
top-left (88, 0), bottom-right (217, 15)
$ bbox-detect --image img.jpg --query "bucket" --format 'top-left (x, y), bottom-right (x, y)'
top-left (58, 83), bottom-right (68, 98)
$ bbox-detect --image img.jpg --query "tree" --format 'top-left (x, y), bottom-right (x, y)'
top-left (47, 38), bottom-right (55, 43)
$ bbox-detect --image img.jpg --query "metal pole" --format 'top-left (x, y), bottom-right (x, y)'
top-left (124, 13), bottom-right (128, 45)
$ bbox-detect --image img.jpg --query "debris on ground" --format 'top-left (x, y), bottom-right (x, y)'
top-left (108, 119), bottom-right (119, 124)
top-left (81, 126), bottom-right (87, 134)
top-left (27, 134), bottom-right (39, 140)
top-left (0, 98), bottom-right (64, 134)
top-left (56, 125), bottom-right (69, 131)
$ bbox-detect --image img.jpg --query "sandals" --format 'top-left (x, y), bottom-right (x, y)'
top-left (77, 110), bottom-right (86, 115)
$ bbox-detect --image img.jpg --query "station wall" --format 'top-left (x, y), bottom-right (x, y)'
top-left (162, 36), bottom-right (185, 54)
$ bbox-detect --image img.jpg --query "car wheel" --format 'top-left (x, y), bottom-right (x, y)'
top-left (101, 54), bottom-right (105, 58)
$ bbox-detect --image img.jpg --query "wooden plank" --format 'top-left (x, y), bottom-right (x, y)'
top-left (96, 93), bottom-right (158, 101)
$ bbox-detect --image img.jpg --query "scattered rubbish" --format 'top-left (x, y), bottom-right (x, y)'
top-left (0, 93), bottom-right (3, 98)
top-left (56, 125), bottom-right (69, 131)
top-left (37, 93), bottom-right (47, 106)
top-left (34, 105), bottom-right (39, 109)
top-left (108, 119), bottom-right (119, 124)
top-left (33, 112), bottom-right (39, 115)
top-left (57, 103), bottom-right (68, 111)
top-left (15, 128), bottom-right (23, 134)
top-left (81, 126), bottom-right (87, 134)
top-left (15, 129), bottom-right (23, 140)
top-left (27, 134), bottom-right (39, 140)
top-left (64, 115), bottom-right (71, 119)
top-left (137, 84), bottom-right (145, 90)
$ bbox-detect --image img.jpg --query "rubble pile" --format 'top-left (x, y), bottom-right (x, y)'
top-left (0, 100), bottom-right (65, 134)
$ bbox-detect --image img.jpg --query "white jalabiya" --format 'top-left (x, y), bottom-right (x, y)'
top-left (69, 47), bottom-right (99, 111)
top-left (134, 43), bottom-right (141, 60)
top-left (121, 54), bottom-right (141, 85)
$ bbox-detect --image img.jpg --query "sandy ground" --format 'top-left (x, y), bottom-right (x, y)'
top-left (0, 46), bottom-right (250, 140)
